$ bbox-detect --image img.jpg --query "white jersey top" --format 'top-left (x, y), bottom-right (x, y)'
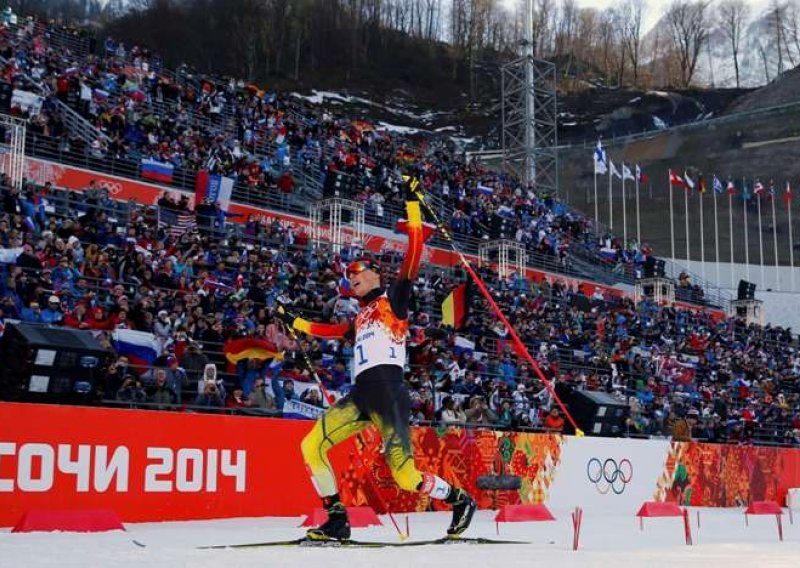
top-left (353, 292), bottom-right (407, 376)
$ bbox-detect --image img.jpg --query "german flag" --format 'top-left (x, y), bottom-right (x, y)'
top-left (223, 337), bottom-right (283, 365)
top-left (698, 174), bottom-right (707, 194)
top-left (441, 280), bottom-right (472, 329)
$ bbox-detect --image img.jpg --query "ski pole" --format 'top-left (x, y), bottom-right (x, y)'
top-left (412, 187), bottom-right (583, 436)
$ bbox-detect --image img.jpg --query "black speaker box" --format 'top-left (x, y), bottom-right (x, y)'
top-left (568, 389), bottom-right (629, 437)
top-left (0, 323), bottom-right (110, 402)
top-left (0, 81), bottom-right (12, 112)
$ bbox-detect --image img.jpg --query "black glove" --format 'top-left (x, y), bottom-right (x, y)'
top-left (276, 305), bottom-right (296, 327)
top-left (402, 175), bottom-right (421, 202)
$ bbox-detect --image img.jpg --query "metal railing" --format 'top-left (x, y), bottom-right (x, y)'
top-left (2, 187), bottom-right (797, 446)
top-left (23, 132), bottom-right (730, 309)
top-left (49, 97), bottom-right (111, 144)
top-left (557, 96), bottom-right (800, 151)
top-left (3, 17), bottom-right (92, 62)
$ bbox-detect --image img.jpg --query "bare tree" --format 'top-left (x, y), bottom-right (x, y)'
top-left (532, 0), bottom-right (555, 56)
top-left (620, 0), bottom-right (645, 86)
top-left (756, 36), bottom-right (772, 83)
top-left (767, 0), bottom-right (789, 74)
top-left (666, 0), bottom-right (711, 88)
top-left (787, 1), bottom-right (800, 63)
top-left (595, 8), bottom-right (618, 84)
top-left (717, 0), bottom-right (749, 88)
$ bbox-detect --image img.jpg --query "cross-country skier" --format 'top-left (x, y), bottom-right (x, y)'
top-left (278, 178), bottom-right (476, 542)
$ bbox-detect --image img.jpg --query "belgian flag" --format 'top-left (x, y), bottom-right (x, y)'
top-left (441, 280), bottom-right (472, 329)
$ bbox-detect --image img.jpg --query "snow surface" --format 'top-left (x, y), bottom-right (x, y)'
top-left (3, 508), bottom-right (799, 568)
top-left (291, 90), bottom-right (446, 124)
top-left (375, 121), bottom-right (421, 135)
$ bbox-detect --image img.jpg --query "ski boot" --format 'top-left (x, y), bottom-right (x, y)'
top-left (306, 496), bottom-right (351, 542)
top-left (445, 488), bottom-right (476, 537)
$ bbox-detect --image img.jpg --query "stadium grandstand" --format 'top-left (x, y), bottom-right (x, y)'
top-left (0, 9), bottom-right (797, 451)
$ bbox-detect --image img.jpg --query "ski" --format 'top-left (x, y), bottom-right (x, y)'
top-left (199, 536), bottom-right (529, 549)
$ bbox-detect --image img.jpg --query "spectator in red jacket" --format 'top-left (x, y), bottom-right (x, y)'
top-left (543, 408), bottom-right (565, 432)
top-left (277, 172), bottom-right (294, 194)
top-left (63, 303), bottom-right (91, 329)
top-left (226, 387), bottom-right (248, 409)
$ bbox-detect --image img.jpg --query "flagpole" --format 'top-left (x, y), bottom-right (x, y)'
top-left (771, 191), bottom-right (779, 291)
top-left (593, 171), bottom-right (599, 236)
top-left (622, 170), bottom-right (627, 246)
top-left (743, 178), bottom-right (750, 283)
top-left (684, 184), bottom-right (690, 265)
top-left (728, 191), bottom-right (734, 289)
top-left (699, 187), bottom-right (706, 282)
top-left (789, 191), bottom-right (795, 292)
top-left (713, 183), bottom-right (720, 286)
top-left (608, 165), bottom-right (613, 231)
top-left (636, 173), bottom-right (641, 245)
top-left (669, 171), bottom-right (676, 270)
top-left (757, 194), bottom-right (765, 289)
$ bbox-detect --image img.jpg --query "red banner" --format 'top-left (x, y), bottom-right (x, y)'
top-left (0, 402), bottom-right (321, 525)
top-left (0, 402), bottom-right (564, 526)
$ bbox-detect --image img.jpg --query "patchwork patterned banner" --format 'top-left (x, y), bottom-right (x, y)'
top-left (655, 441), bottom-right (800, 507)
top-left (337, 426), bottom-right (563, 513)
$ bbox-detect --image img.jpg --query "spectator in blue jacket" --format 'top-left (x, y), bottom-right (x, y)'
top-left (20, 300), bottom-right (43, 323)
top-left (40, 295), bottom-right (64, 324)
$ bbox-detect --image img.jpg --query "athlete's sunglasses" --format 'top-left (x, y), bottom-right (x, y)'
top-left (346, 259), bottom-right (378, 279)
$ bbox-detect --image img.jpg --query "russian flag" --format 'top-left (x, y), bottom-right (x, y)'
top-left (477, 184), bottom-right (494, 196)
top-left (195, 170), bottom-right (234, 210)
top-left (453, 335), bottom-right (475, 356)
top-left (141, 158), bottom-right (175, 184)
top-left (338, 276), bottom-right (354, 297)
top-left (112, 329), bottom-right (160, 372)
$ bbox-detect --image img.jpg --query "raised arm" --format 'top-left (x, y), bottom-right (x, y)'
top-left (277, 306), bottom-right (351, 339)
top-left (390, 178), bottom-right (435, 318)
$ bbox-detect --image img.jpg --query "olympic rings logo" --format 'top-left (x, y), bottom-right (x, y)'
top-left (97, 180), bottom-right (123, 196)
top-left (586, 458), bottom-right (633, 495)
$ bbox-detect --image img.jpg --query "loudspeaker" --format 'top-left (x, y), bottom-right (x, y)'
top-left (737, 280), bottom-right (756, 301)
top-left (568, 389), bottom-right (629, 437)
top-left (324, 171), bottom-right (354, 198)
top-left (0, 323), bottom-right (110, 403)
top-left (0, 81), bottom-right (12, 112)
top-left (644, 257), bottom-right (666, 278)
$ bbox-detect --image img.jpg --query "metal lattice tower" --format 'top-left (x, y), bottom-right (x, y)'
top-left (308, 198), bottom-right (365, 254)
top-left (501, 0), bottom-right (558, 192)
top-left (0, 114), bottom-right (27, 189)
top-left (478, 239), bottom-right (527, 279)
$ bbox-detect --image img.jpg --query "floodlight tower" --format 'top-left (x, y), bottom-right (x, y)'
top-left (501, 0), bottom-right (558, 193)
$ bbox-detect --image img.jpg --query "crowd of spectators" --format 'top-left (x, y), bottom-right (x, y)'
top-left (0, 12), bottom-right (797, 448)
top-left (0, 10), bottom-right (628, 272)
top-left (0, 9), bottom-right (694, 294)
top-left (1, 176), bottom-right (800, 448)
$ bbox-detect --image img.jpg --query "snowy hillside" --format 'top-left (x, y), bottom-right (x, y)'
top-left (699, 5), bottom-right (799, 87)
top-left (647, 1), bottom-right (800, 88)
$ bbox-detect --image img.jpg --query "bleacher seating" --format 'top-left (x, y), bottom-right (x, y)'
top-left (0, 11), bottom-right (797, 448)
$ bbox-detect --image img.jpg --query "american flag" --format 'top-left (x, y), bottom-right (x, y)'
top-left (160, 210), bottom-right (196, 237)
